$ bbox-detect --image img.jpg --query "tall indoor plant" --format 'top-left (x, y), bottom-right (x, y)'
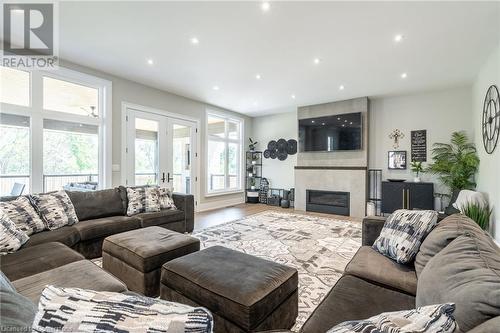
top-left (427, 131), bottom-right (480, 213)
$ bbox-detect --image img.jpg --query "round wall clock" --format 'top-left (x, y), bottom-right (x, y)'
top-left (482, 84), bottom-right (500, 154)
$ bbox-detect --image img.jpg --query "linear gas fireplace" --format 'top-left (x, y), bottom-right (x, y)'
top-left (306, 190), bottom-right (350, 216)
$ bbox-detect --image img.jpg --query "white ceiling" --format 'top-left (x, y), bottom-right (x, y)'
top-left (59, 1), bottom-right (500, 116)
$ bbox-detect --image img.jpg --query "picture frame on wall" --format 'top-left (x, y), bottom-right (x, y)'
top-left (388, 151), bottom-right (407, 169)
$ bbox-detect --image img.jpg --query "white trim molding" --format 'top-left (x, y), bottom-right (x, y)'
top-left (196, 195), bottom-right (245, 212)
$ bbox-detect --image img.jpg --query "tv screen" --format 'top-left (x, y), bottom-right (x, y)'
top-left (299, 112), bottom-right (362, 152)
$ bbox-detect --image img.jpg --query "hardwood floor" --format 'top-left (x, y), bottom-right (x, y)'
top-left (194, 203), bottom-right (361, 231)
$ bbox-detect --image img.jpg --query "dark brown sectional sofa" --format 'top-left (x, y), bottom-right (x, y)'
top-left (0, 187), bottom-right (194, 301)
top-left (301, 214), bottom-right (500, 333)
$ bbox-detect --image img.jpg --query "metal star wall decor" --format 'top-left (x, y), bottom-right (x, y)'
top-left (389, 129), bottom-right (405, 149)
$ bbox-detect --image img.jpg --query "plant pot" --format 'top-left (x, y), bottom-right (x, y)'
top-left (250, 186), bottom-right (255, 190)
top-left (413, 177), bottom-right (421, 183)
top-left (445, 189), bottom-right (461, 215)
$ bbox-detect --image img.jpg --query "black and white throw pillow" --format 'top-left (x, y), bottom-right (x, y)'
top-left (373, 209), bottom-right (438, 264)
top-left (0, 196), bottom-right (45, 235)
top-left (327, 303), bottom-right (457, 333)
top-left (0, 209), bottom-right (29, 255)
top-left (29, 191), bottom-right (79, 230)
top-left (32, 286), bottom-right (213, 333)
top-left (159, 187), bottom-right (177, 210)
top-left (126, 187), bottom-right (161, 216)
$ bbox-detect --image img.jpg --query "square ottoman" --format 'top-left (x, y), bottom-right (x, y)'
top-left (102, 226), bottom-right (200, 297)
top-left (160, 246), bottom-right (298, 332)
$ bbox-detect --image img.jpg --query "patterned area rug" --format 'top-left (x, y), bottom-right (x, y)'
top-left (193, 211), bottom-right (362, 331)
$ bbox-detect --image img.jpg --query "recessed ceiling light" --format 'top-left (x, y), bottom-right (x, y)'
top-left (342, 124), bottom-right (345, 127)
top-left (337, 117), bottom-right (341, 120)
top-left (190, 37), bottom-right (199, 45)
top-left (291, 94), bottom-right (296, 99)
top-left (147, 59), bottom-right (154, 65)
top-left (255, 74), bottom-right (262, 80)
top-left (344, 119), bottom-right (348, 123)
top-left (394, 34), bottom-right (404, 43)
top-left (261, 2), bottom-right (270, 12)
top-left (321, 123), bottom-right (325, 126)
top-left (313, 58), bottom-right (321, 65)
top-left (212, 85), bottom-right (220, 91)
top-left (311, 120), bottom-right (315, 123)
top-left (339, 85), bottom-right (345, 90)
top-left (350, 122), bottom-right (353, 125)
top-left (401, 72), bottom-right (408, 79)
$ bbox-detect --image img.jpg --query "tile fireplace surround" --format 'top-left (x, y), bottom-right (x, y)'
top-left (295, 97), bottom-right (369, 218)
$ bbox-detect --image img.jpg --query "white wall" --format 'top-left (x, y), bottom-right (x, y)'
top-left (252, 112), bottom-right (297, 189)
top-left (473, 44), bottom-right (500, 241)
top-left (60, 60), bottom-right (252, 208)
top-left (369, 86), bottom-right (474, 196)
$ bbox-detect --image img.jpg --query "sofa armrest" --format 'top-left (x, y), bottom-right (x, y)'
top-left (172, 193), bottom-right (194, 233)
top-left (362, 216), bottom-right (386, 246)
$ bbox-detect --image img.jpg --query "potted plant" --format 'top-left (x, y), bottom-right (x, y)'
top-left (461, 202), bottom-right (492, 230)
top-left (249, 177), bottom-right (256, 190)
top-left (410, 161), bottom-right (424, 182)
top-left (248, 138), bottom-right (258, 152)
top-left (427, 131), bottom-right (480, 214)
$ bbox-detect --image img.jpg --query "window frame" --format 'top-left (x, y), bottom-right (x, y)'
top-left (0, 66), bottom-right (112, 193)
top-left (205, 111), bottom-right (244, 196)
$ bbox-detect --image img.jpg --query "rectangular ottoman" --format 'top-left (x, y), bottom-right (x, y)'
top-left (160, 246), bottom-right (298, 332)
top-left (102, 226), bottom-right (200, 297)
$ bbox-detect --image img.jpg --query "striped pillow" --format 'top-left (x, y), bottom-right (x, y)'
top-left (327, 303), bottom-right (457, 333)
top-left (373, 209), bottom-right (438, 264)
top-left (32, 286), bottom-right (213, 333)
top-left (0, 196), bottom-right (45, 235)
top-left (126, 187), bottom-right (161, 216)
top-left (29, 191), bottom-right (79, 230)
top-left (0, 209), bottom-right (29, 254)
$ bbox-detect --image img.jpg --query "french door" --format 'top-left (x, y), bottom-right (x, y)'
top-left (125, 108), bottom-right (197, 197)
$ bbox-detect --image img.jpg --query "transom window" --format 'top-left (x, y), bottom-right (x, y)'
top-left (206, 113), bottom-right (242, 194)
top-left (0, 67), bottom-right (111, 195)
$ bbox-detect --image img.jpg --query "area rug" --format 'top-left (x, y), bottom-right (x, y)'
top-left (193, 211), bottom-right (362, 331)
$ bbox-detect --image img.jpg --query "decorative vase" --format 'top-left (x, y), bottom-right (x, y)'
top-left (414, 176), bottom-right (421, 183)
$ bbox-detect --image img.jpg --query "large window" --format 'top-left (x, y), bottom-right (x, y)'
top-left (206, 114), bottom-right (242, 194)
top-left (0, 67), bottom-right (111, 194)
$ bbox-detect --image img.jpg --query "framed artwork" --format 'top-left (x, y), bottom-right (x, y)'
top-left (388, 151), bottom-right (407, 169)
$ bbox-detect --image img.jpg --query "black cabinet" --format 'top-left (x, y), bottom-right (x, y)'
top-left (381, 181), bottom-right (434, 214)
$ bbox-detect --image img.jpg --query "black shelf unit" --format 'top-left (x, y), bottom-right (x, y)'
top-left (245, 151), bottom-right (263, 203)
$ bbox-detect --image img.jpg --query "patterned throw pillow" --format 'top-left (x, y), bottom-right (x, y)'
top-left (0, 196), bottom-right (45, 235)
top-left (327, 303), bottom-right (457, 333)
top-left (373, 209), bottom-right (438, 264)
top-left (126, 187), bottom-right (161, 216)
top-left (0, 209), bottom-right (29, 255)
top-left (29, 191), bottom-right (79, 230)
top-left (32, 286), bottom-right (213, 333)
top-left (159, 187), bottom-right (177, 210)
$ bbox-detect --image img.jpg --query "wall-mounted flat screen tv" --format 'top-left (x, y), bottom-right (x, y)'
top-left (299, 112), bottom-right (362, 152)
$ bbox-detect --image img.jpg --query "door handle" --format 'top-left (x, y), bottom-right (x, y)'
top-left (161, 172), bottom-right (166, 183)
top-left (167, 172), bottom-right (174, 182)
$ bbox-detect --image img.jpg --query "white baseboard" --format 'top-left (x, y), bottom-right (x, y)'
top-left (196, 197), bottom-right (245, 212)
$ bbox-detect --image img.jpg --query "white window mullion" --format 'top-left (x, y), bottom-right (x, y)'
top-left (30, 71), bottom-right (44, 193)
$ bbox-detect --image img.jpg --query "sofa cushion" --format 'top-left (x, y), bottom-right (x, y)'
top-left (415, 213), bottom-right (485, 277)
top-left (103, 227), bottom-right (200, 273)
top-left (0, 196), bottom-right (45, 235)
top-left (373, 209), bottom-right (438, 264)
top-left (344, 246), bottom-right (417, 295)
top-left (416, 233), bottom-right (500, 332)
top-left (159, 187), bottom-right (177, 210)
top-left (29, 190), bottom-right (79, 230)
top-left (161, 246), bottom-right (298, 330)
top-left (326, 303), bottom-right (457, 333)
top-left (0, 271), bottom-right (36, 332)
top-left (66, 188), bottom-right (125, 221)
top-left (301, 274), bottom-right (416, 333)
top-left (23, 225), bottom-right (80, 248)
top-left (72, 215), bottom-right (141, 241)
top-left (126, 186), bottom-right (161, 216)
top-left (0, 209), bottom-right (29, 254)
top-left (12, 260), bottom-right (127, 303)
top-left (32, 285), bottom-right (213, 333)
top-left (1, 242), bottom-right (84, 281)
top-left (136, 209), bottom-right (185, 228)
